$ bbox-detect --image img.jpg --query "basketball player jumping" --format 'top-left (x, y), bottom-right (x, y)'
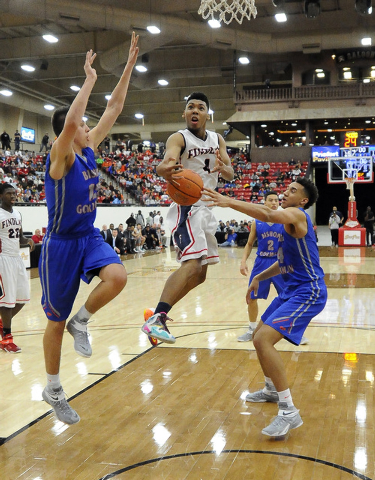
top-left (203, 177), bottom-right (327, 437)
top-left (141, 92), bottom-right (234, 344)
top-left (40, 33), bottom-right (138, 424)
top-left (0, 183), bottom-right (35, 353)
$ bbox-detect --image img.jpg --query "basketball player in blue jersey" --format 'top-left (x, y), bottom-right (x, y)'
top-left (40, 33), bottom-right (139, 424)
top-left (141, 92), bottom-right (234, 344)
top-left (237, 191), bottom-right (285, 341)
top-left (203, 177), bottom-right (327, 437)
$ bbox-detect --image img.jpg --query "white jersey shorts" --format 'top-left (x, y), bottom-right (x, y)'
top-left (166, 203), bottom-right (219, 265)
top-left (0, 255), bottom-right (30, 308)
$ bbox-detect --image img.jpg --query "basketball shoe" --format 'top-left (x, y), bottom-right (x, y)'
top-left (246, 389), bottom-right (278, 403)
top-left (141, 312), bottom-right (176, 344)
top-left (42, 386), bottom-right (80, 424)
top-left (67, 315), bottom-right (92, 357)
top-left (0, 334), bottom-right (21, 353)
top-left (237, 326), bottom-right (255, 342)
top-left (262, 405), bottom-right (303, 437)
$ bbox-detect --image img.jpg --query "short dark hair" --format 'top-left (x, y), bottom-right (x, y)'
top-left (0, 182), bottom-right (15, 194)
top-left (51, 106), bottom-right (70, 137)
top-left (185, 92), bottom-right (209, 110)
top-left (265, 190), bottom-right (278, 200)
top-left (296, 177), bottom-right (319, 210)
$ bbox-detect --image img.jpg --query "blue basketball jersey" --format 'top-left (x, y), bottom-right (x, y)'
top-left (45, 147), bottom-right (99, 237)
top-left (255, 220), bottom-right (283, 259)
top-left (277, 209), bottom-right (325, 291)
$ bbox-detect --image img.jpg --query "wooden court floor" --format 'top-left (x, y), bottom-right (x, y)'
top-left (1, 246), bottom-right (375, 479)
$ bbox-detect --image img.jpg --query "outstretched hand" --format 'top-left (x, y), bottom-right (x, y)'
top-left (158, 157), bottom-right (183, 182)
top-left (202, 187), bottom-right (231, 208)
top-left (211, 149), bottom-right (227, 175)
top-left (84, 49), bottom-right (97, 82)
top-left (127, 32), bottom-right (139, 68)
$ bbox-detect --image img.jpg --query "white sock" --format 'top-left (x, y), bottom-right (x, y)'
top-left (277, 388), bottom-right (294, 408)
top-left (263, 376), bottom-right (276, 393)
top-left (76, 305), bottom-right (92, 323)
top-left (46, 373), bottom-right (61, 390)
top-left (249, 322), bottom-right (257, 329)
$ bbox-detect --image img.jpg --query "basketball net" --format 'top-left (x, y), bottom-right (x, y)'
top-left (198, 0), bottom-right (257, 24)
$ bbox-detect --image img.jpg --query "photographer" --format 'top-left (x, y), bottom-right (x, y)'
top-left (329, 210), bottom-right (341, 247)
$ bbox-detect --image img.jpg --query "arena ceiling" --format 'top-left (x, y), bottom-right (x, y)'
top-left (0, 0), bottom-right (373, 145)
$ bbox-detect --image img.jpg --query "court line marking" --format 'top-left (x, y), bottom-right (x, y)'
top-left (97, 449), bottom-right (372, 480)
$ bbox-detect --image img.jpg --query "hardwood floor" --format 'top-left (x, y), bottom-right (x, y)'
top-left (1, 246), bottom-right (374, 479)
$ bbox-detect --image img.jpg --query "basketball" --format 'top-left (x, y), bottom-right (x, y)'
top-left (167, 169), bottom-right (203, 206)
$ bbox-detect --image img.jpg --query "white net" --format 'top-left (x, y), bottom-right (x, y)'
top-left (198, 0), bottom-right (257, 24)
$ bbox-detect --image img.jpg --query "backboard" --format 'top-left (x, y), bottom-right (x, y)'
top-left (327, 155), bottom-right (373, 184)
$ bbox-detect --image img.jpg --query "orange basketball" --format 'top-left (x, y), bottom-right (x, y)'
top-left (167, 169), bottom-right (203, 206)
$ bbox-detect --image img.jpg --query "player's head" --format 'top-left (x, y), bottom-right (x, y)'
top-left (264, 190), bottom-right (279, 210)
top-left (51, 106), bottom-right (70, 136)
top-left (183, 92), bottom-right (210, 131)
top-left (185, 92), bottom-right (209, 111)
top-left (282, 177), bottom-right (318, 210)
top-left (0, 182), bottom-right (16, 207)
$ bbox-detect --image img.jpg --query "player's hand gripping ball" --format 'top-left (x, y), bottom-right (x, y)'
top-left (167, 169), bottom-right (203, 206)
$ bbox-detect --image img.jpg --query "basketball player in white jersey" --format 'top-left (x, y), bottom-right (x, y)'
top-left (142, 92), bottom-right (234, 344)
top-left (0, 183), bottom-right (34, 353)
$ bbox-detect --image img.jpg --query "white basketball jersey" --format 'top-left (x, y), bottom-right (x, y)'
top-left (178, 129), bottom-right (219, 201)
top-left (0, 207), bottom-right (22, 256)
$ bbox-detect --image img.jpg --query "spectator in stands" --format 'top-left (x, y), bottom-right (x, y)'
top-left (121, 225), bottom-right (136, 254)
top-left (1, 130), bottom-right (11, 150)
top-left (14, 130), bottom-right (21, 151)
top-left (135, 210), bottom-right (145, 227)
top-left (126, 213), bottom-right (136, 228)
top-left (110, 229), bottom-right (126, 255)
top-left (39, 133), bottom-right (49, 152)
top-left (134, 223), bottom-right (146, 252)
top-left (31, 229), bottom-right (44, 244)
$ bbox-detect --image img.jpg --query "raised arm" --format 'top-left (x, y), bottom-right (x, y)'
top-left (49, 50), bottom-right (97, 180)
top-left (203, 188), bottom-right (308, 238)
top-left (89, 32), bottom-right (139, 149)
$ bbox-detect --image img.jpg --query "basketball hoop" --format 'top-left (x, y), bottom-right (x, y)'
top-left (198, 0), bottom-right (257, 25)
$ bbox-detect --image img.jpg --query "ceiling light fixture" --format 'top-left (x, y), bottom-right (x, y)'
top-left (82, 116), bottom-right (88, 122)
top-left (208, 19), bottom-right (221, 28)
top-left (158, 79), bottom-right (169, 86)
top-left (135, 65), bottom-right (148, 72)
top-left (70, 85), bottom-right (80, 91)
top-left (44, 104), bottom-right (55, 110)
top-left (105, 95), bottom-right (112, 100)
top-left (239, 56), bottom-right (250, 65)
top-left (275, 13), bottom-right (287, 22)
top-left (21, 64), bottom-right (35, 72)
top-left (43, 34), bottom-right (58, 43)
top-left (135, 113), bottom-right (144, 119)
top-left (361, 37), bottom-right (372, 46)
top-left (0, 89), bottom-right (12, 96)
top-left (147, 26), bottom-right (160, 34)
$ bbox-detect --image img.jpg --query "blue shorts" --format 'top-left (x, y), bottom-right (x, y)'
top-left (261, 280), bottom-right (327, 345)
top-left (248, 256), bottom-right (284, 299)
top-left (39, 229), bottom-right (122, 321)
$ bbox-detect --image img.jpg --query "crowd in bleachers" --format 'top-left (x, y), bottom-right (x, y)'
top-left (0, 142), bottom-right (308, 206)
